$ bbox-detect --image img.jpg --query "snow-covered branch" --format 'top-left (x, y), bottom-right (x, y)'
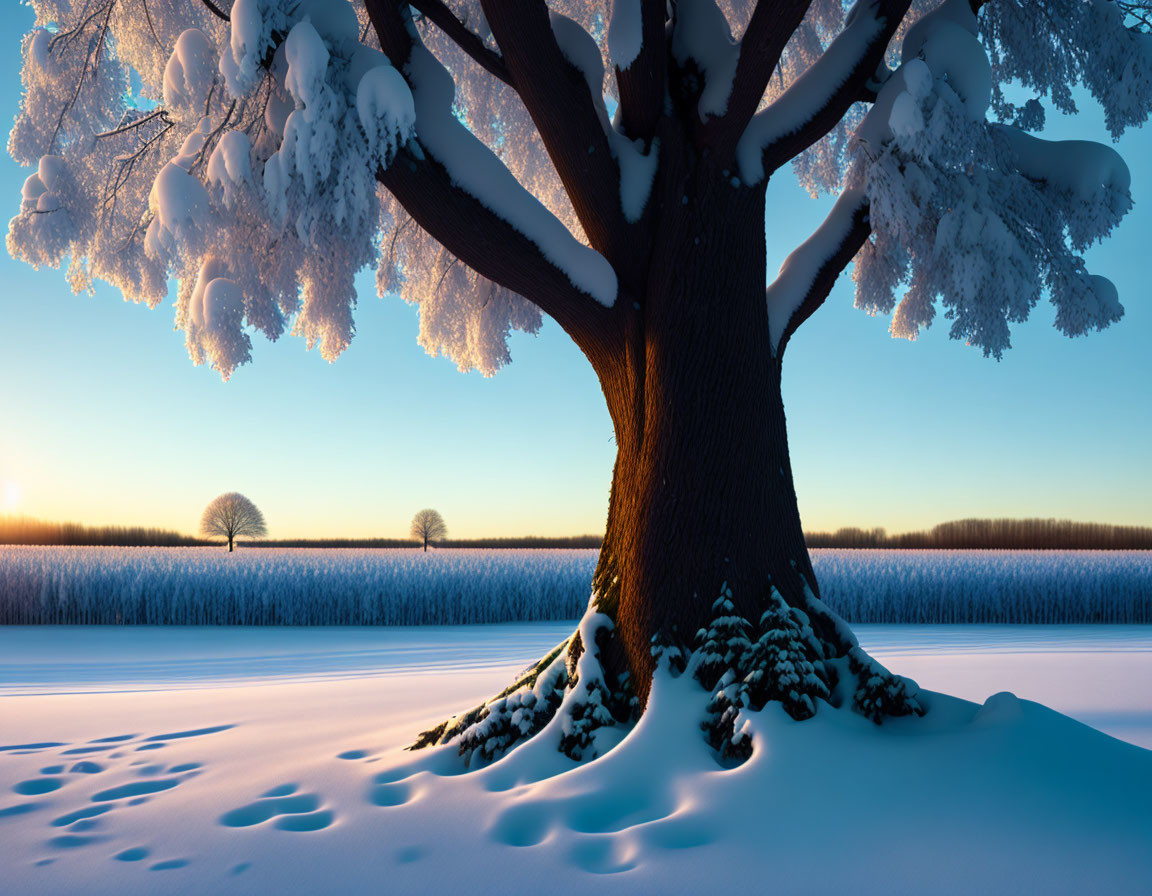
top-left (737, 0), bottom-right (912, 183)
top-left (410, 0), bottom-right (512, 87)
top-left (367, 1), bottom-right (619, 359)
top-left (712, 0), bottom-right (813, 155)
top-left (611, 0), bottom-right (666, 142)
top-left (378, 48), bottom-right (619, 319)
top-left (479, 1), bottom-right (631, 264)
top-left (768, 188), bottom-right (870, 355)
top-left (847, 0), bottom-right (1133, 357)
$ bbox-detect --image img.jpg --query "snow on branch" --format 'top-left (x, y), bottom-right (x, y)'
top-left (767, 187), bottom-right (870, 354)
top-left (8, 0), bottom-right (623, 381)
top-left (736, 0), bottom-right (911, 183)
top-left (713, 0), bottom-right (813, 153)
top-left (392, 45), bottom-right (617, 310)
top-left (366, 1), bottom-right (620, 372)
top-left (671, 0), bottom-right (742, 122)
top-left (611, 0), bottom-right (665, 142)
top-left (410, 0), bottom-right (513, 87)
top-left (479, 1), bottom-right (633, 260)
top-left (8, 1), bottom-right (424, 379)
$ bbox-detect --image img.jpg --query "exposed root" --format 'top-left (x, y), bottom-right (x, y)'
top-left (411, 581), bottom-right (923, 769)
top-left (409, 637), bottom-right (571, 753)
top-left (410, 601), bottom-right (638, 766)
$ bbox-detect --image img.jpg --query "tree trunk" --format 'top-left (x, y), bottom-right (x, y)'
top-left (591, 158), bottom-right (841, 702)
top-left (228, 535), bottom-right (234, 552)
top-left (412, 153), bottom-right (919, 759)
top-left (423, 538), bottom-right (428, 552)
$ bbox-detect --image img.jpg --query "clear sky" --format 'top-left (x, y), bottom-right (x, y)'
top-left (0, 6), bottom-right (1149, 540)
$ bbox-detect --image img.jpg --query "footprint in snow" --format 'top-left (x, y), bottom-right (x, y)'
top-left (13, 777), bottom-right (65, 796)
top-left (52, 805), bottom-right (115, 827)
top-left (91, 778), bottom-right (182, 802)
top-left (219, 784), bottom-right (335, 832)
top-left (150, 858), bottom-right (190, 870)
top-left (0, 742), bottom-right (69, 754)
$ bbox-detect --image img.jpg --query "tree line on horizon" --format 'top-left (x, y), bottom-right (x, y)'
top-left (1, 515), bottom-right (1150, 551)
top-left (804, 519), bottom-right (1152, 551)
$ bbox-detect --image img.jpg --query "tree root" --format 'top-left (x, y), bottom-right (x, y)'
top-left (410, 606), bottom-right (638, 766)
top-left (410, 583), bottom-right (924, 767)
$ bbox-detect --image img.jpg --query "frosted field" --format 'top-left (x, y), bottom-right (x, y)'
top-left (1, 624), bottom-right (1150, 895)
top-left (1, 546), bottom-right (1149, 625)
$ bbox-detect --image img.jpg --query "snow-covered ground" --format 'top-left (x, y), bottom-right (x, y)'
top-left (2, 624), bottom-right (1150, 894)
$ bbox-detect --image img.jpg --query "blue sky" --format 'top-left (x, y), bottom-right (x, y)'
top-left (0, 6), bottom-right (1149, 539)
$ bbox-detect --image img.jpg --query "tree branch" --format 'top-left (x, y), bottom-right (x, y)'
top-left (366, 0), bottom-right (618, 361)
top-left (378, 150), bottom-right (617, 365)
top-left (200, 0), bottom-right (230, 22)
top-left (410, 0), bottom-right (513, 87)
top-left (612, 0), bottom-right (667, 143)
top-left (479, 0), bottom-right (629, 264)
top-left (738, 0), bottom-right (911, 182)
top-left (771, 190), bottom-right (870, 358)
top-left (709, 0), bottom-right (813, 158)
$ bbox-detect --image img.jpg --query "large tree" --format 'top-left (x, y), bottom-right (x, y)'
top-left (9, 0), bottom-right (1150, 761)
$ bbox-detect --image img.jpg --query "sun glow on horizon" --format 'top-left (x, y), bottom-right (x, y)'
top-left (1, 479), bottom-right (21, 512)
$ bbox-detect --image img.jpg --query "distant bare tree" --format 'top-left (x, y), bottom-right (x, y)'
top-left (200, 493), bottom-right (267, 552)
top-left (410, 509), bottom-right (447, 552)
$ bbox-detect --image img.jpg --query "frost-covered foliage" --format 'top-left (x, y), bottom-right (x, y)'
top-left (1, 547), bottom-right (1149, 625)
top-left (749, 0), bottom-right (1151, 356)
top-left (10, 0), bottom-right (1149, 378)
top-left (0, 547), bottom-right (598, 625)
top-left (846, 0), bottom-right (1133, 356)
top-left (8, 1), bottom-right (416, 378)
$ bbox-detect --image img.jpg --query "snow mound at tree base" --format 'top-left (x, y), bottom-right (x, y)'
top-left (374, 672), bottom-right (1152, 893)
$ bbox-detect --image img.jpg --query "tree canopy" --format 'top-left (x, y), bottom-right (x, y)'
top-left (9, 0), bottom-right (1150, 380)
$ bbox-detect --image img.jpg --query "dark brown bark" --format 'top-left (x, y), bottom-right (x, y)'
top-left (364, 0), bottom-right (909, 718)
top-left (410, 0), bottom-right (513, 87)
top-left (757, 0), bottom-right (913, 178)
top-left (707, 0), bottom-right (812, 159)
top-left (480, 0), bottom-right (632, 270)
top-left (613, 0), bottom-right (666, 144)
top-left (586, 146), bottom-right (840, 704)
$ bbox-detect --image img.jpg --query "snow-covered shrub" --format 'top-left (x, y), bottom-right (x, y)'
top-left (846, 647), bottom-right (924, 724)
top-left (694, 584), bottom-right (753, 690)
top-left (743, 590), bottom-right (831, 721)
